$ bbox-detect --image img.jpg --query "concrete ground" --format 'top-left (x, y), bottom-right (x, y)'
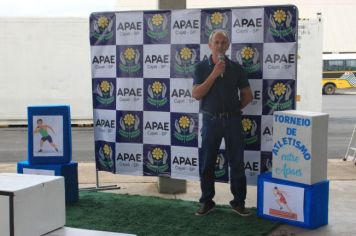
top-left (1, 159), bottom-right (356, 235)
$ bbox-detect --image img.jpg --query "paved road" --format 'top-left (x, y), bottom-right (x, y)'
top-left (0, 90), bottom-right (355, 162)
top-left (0, 127), bottom-right (94, 162)
top-left (322, 89), bottom-right (356, 159)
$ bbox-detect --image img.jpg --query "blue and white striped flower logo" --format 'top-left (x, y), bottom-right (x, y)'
top-left (147, 147), bottom-right (169, 173)
top-left (205, 12), bottom-right (229, 38)
top-left (174, 115), bottom-right (196, 143)
top-left (92, 16), bottom-right (114, 41)
top-left (147, 14), bottom-right (169, 40)
top-left (174, 47), bottom-right (197, 75)
top-left (266, 82), bottom-right (293, 110)
top-left (119, 47), bottom-right (141, 75)
top-left (98, 144), bottom-right (113, 170)
top-left (147, 81), bottom-right (168, 108)
top-left (118, 113), bottom-right (141, 140)
top-left (268, 9), bottom-right (294, 38)
top-left (94, 80), bottom-right (115, 105)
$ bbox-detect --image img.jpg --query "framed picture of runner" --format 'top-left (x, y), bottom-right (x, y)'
top-left (27, 105), bottom-right (72, 164)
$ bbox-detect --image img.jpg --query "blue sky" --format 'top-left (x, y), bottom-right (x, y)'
top-left (0, 0), bottom-right (115, 17)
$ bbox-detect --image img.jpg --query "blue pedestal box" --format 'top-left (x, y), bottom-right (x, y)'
top-left (17, 161), bottom-right (79, 203)
top-left (257, 172), bottom-right (328, 229)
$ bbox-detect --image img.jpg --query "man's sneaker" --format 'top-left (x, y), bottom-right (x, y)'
top-left (231, 205), bottom-right (251, 217)
top-left (38, 149), bottom-right (42, 152)
top-left (195, 202), bottom-right (215, 216)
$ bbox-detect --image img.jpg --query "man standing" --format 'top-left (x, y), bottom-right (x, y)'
top-left (192, 30), bottom-right (253, 216)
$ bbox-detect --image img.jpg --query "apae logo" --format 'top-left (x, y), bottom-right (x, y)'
top-left (173, 115), bottom-right (196, 143)
top-left (263, 124), bottom-right (273, 140)
top-left (117, 151), bottom-right (142, 168)
top-left (204, 12), bottom-right (229, 38)
top-left (215, 154), bottom-right (226, 178)
top-left (94, 81), bottom-right (115, 105)
top-left (92, 16), bottom-right (114, 41)
top-left (147, 81), bottom-right (168, 108)
top-left (252, 89), bottom-right (261, 106)
top-left (173, 19), bottom-right (199, 30)
top-left (171, 88), bottom-right (192, 99)
top-left (268, 9), bottom-right (293, 38)
top-left (174, 47), bottom-right (197, 75)
top-left (242, 118), bottom-right (258, 145)
top-left (265, 53), bottom-right (295, 70)
top-left (236, 46), bottom-right (261, 74)
top-left (117, 152), bottom-right (142, 162)
top-left (117, 87), bottom-right (142, 102)
top-left (117, 21), bottom-right (142, 31)
top-left (118, 113), bottom-right (141, 140)
top-left (244, 160), bottom-right (259, 173)
top-left (95, 118), bottom-right (115, 129)
top-left (147, 14), bottom-right (169, 40)
top-left (92, 55), bottom-right (115, 69)
top-left (147, 147), bottom-right (169, 173)
top-left (172, 155), bottom-right (198, 167)
top-left (267, 82), bottom-right (293, 110)
top-left (97, 144), bottom-right (114, 170)
top-left (171, 14), bottom-right (200, 43)
top-left (144, 120), bottom-right (169, 133)
top-left (233, 16), bottom-right (262, 29)
top-left (119, 47), bottom-right (141, 74)
top-left (144, 54), bottom-right (169, 64)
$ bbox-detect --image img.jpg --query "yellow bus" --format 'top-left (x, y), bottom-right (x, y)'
top-left (323, 53), bottom-right (356, 95)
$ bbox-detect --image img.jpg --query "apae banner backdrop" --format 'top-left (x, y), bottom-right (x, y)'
top-left (90, 5), bottom-right (298, 185)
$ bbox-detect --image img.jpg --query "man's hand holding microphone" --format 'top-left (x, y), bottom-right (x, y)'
top-left (214, 53), bottom-right (225, 78)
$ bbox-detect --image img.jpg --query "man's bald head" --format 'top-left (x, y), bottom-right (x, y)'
top-left (208, 30), bottom-right (230, 44)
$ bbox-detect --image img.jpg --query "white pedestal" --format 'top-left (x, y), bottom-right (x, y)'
top-left (0, 173), bottom-right (65, 236)
top-left (272, 110), bottom-right (329, 185)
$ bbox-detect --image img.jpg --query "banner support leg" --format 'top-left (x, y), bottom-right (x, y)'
top-left (80, 169), bottom-right (120, 192)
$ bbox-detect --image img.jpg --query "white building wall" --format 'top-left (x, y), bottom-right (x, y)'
top-left (186, 0), bottom-right (356, 53)
top-left (0, 1), bottom-right (352, 122)
top-left (114, 0), bottom-right (356, 52)
top-left (0, 18), bottom-right (92, 124)
top-left (114, 0), bottom-right (158, 10)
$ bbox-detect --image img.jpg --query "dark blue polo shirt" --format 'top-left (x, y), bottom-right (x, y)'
top-left (193, 55), bottom-right (250, 113)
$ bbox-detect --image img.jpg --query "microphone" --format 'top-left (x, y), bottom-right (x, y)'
top-left (218, 54), bottom-right (225, 78)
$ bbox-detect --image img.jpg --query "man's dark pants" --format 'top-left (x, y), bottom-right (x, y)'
top-left (199, 113), bottom-right (247, 207)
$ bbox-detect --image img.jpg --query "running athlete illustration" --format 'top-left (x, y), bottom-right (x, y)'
top-left (273, 186), bottom-right (292, 212)
top-left (34, 119), bottom-right (59, 153)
